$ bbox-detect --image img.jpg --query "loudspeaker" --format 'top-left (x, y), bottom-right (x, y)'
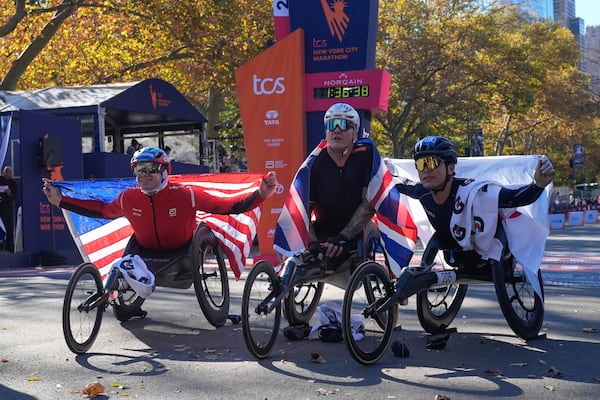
top-left (38, 137), bottom-right (63, 168)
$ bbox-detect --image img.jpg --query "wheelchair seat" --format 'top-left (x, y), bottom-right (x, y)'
top-left (421, 221), bottom-right (510, 271)
top-left (123, 235), bottom-right (193, 289)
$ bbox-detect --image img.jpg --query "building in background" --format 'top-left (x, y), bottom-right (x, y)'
top-left (497, 0), bottom-right (554, 20)
top-left (494, 0), bottom-right (597, 93)
top-left (553, 0), bottom-right (585, 71)
top-left (584, 26), bottom-right (600, 95)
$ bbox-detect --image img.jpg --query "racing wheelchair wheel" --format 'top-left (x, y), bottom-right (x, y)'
top-left (192, 224), bottom-right (230, 327)
top-left (342, 261), bottom-right (397, 365)
top-left (242, 261), bottom-right (282, 359)
top-left (62, 263), bottom-right (105, 354)
top-left (493, 252), bottom-right (544, 340)
top-left (282, 281), bottom-right (324, 326)
top-left (416, 282), bottom-right (468, 334)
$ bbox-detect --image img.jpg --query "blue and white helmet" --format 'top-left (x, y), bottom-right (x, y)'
top-left (130, 147), bottom-right (171, 174)
top-left (323, 103), bottom-right (360, 131)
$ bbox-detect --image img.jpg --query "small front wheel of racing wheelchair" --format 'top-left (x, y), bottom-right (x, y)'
top-left (416, 283), bottom-right (468, 334)
top-left (342, 261), bottom-right (397, 365)
top-left (241, 261), bottom-right (282, 359)
top-left (112, 291), bottom-right (146, 322)
top-left (493, 252), bottom-right (544, 340)
top-left (191, 224), bottom-right (230, 327)
top-left (62, 263), bottom-right (105, 354)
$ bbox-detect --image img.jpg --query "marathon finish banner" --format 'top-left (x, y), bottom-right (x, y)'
top-left (235, 29), bottom-right (307, 261)
top-left (289, 0), bottom-right (379, 73)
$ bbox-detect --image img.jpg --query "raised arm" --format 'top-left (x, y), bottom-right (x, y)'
top-left (42, 178), bottom-right (62, 207)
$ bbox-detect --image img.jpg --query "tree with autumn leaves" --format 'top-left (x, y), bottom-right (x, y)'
top-left (0, 0), bottom-right (273, 143)
top-left (1, 0), bottom-right (599, 185)
top-left (375, 0), bottom-right (600, 185)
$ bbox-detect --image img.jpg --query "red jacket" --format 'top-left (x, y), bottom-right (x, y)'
top-left (60, 182), bottom-right (263, 250)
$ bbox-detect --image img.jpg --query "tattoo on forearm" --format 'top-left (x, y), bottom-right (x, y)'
top-left (341, 201), bottom-right (375, 239)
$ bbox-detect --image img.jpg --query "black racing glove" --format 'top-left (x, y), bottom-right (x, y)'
top-left (327, 234), bottom-right (349, 251)
top-left (307, 241), bottom-right (322, 257)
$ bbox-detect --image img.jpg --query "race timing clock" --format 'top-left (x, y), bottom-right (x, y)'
top-left (305, 69), bottom-right (391, 113)
top-left (313, 85), bottom-right (370, 99)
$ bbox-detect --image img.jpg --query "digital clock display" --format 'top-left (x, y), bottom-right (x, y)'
top-left (313, 85), bottom-right (370, 99)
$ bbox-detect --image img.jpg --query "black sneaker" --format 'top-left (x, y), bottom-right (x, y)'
top-left (283, 324), bottom-right (311, 340)
top-left (113, 295), bottom-right (147, 322)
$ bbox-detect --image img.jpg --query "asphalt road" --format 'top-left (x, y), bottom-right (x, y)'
top-left (1, 224), bottom-right (599, 400)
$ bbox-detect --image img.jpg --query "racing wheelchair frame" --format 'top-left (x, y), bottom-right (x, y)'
top-left (241, 222), bottom-right (385, 359)
top-left (341, 223), bottom-right (545, 365)
top-left (62, 223), bottom-right (229, 354)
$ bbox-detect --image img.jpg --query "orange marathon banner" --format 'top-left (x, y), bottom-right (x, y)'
top-left (235, 29), bottom-right (307, 264)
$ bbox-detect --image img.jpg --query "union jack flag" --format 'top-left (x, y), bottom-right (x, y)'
top-left (274, 139), bottom-right (417, 276)
top-left (54, 173), bottom-right (263, 280)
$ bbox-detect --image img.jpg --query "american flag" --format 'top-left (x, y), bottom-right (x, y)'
top-left (274, 139), bottom-right (417, 276)
top-left (54, 173), bottom-right (264, 280)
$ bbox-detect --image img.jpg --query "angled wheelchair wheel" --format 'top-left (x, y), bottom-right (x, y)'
top-left (416, 282), bottom-right (468, 334)
top-left (283, 281), bottom-right (324, 326)
top-left (493, 254), bottom-right (544, 340)
top-left (242, 261), bottom-right (282, 359)
top-left (62, 263), bottom-right (105, 354)
top-left (192, 224), bottom-right (230, 327)
top-left (342, 261), bottom-right (397, 365)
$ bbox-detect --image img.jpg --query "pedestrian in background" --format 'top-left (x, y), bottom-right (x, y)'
top-left (126, 139), bottom-right (140, 156)
top-left (0, 166), bottom-right (17, 252)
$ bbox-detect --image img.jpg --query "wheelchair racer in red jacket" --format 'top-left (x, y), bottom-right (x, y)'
top-left (43, 147), bottom-right (277, 319)
top-left (43, 147), bottom-right (277, 250)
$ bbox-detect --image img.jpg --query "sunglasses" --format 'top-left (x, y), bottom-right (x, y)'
top-left (325, 118), bottom-right (355, 132)
top-left (415, 156), bottom-right (444, 172)
top-left (134, 162), bottom-right (162, 175)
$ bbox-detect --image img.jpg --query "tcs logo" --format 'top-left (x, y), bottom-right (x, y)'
top-left (253, 74), bottom-right (285, 95)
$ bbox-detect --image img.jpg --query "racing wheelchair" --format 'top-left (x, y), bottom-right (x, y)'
top-left (241, 222), bottom-right (384, 359)
top-left (341, 223), bottom-right (545, 365)
top-left (62, 223), bottom-right (229, 354)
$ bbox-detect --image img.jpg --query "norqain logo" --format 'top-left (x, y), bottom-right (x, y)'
top-left (253, 74), bottom-right (285, 95)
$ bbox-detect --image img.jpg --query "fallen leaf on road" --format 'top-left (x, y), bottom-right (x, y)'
top-left (544, 385), bottom-right (555, 391)
top-left (316, 387), bottom-right (339, 395)
top-left (311, 352), bottom-right (326, 363)
top-left (582, 327), bottom-right (597, 333)
top-left (435, 394), bottom-right (451, 400)
top-left (1, 358), bottom-right (8, 363)
top-left (82, 381), bottom-right (105, 397)
top-left (484, 369), bottom-right (502, 377)
top-left (547, 367), bottom-right (563, 378)
top-left (510, 362), bottom-right (527, 367)
top-left (26, 376), bottom-right (41, 381)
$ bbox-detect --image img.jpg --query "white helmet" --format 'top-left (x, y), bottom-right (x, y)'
top-left (323, 103), bottom-right (360, 131)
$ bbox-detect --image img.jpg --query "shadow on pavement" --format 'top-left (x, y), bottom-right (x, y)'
top-left (0, 385), bottom-right (38, 400)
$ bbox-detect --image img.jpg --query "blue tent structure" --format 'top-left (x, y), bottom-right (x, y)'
top-left (0, 78), bottom-right (209, 268)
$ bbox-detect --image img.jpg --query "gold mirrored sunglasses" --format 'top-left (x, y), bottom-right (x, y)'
top-left (415, 156), bottom-right (444, 172)
top-left (134, 162), bottom-right (162, 175)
